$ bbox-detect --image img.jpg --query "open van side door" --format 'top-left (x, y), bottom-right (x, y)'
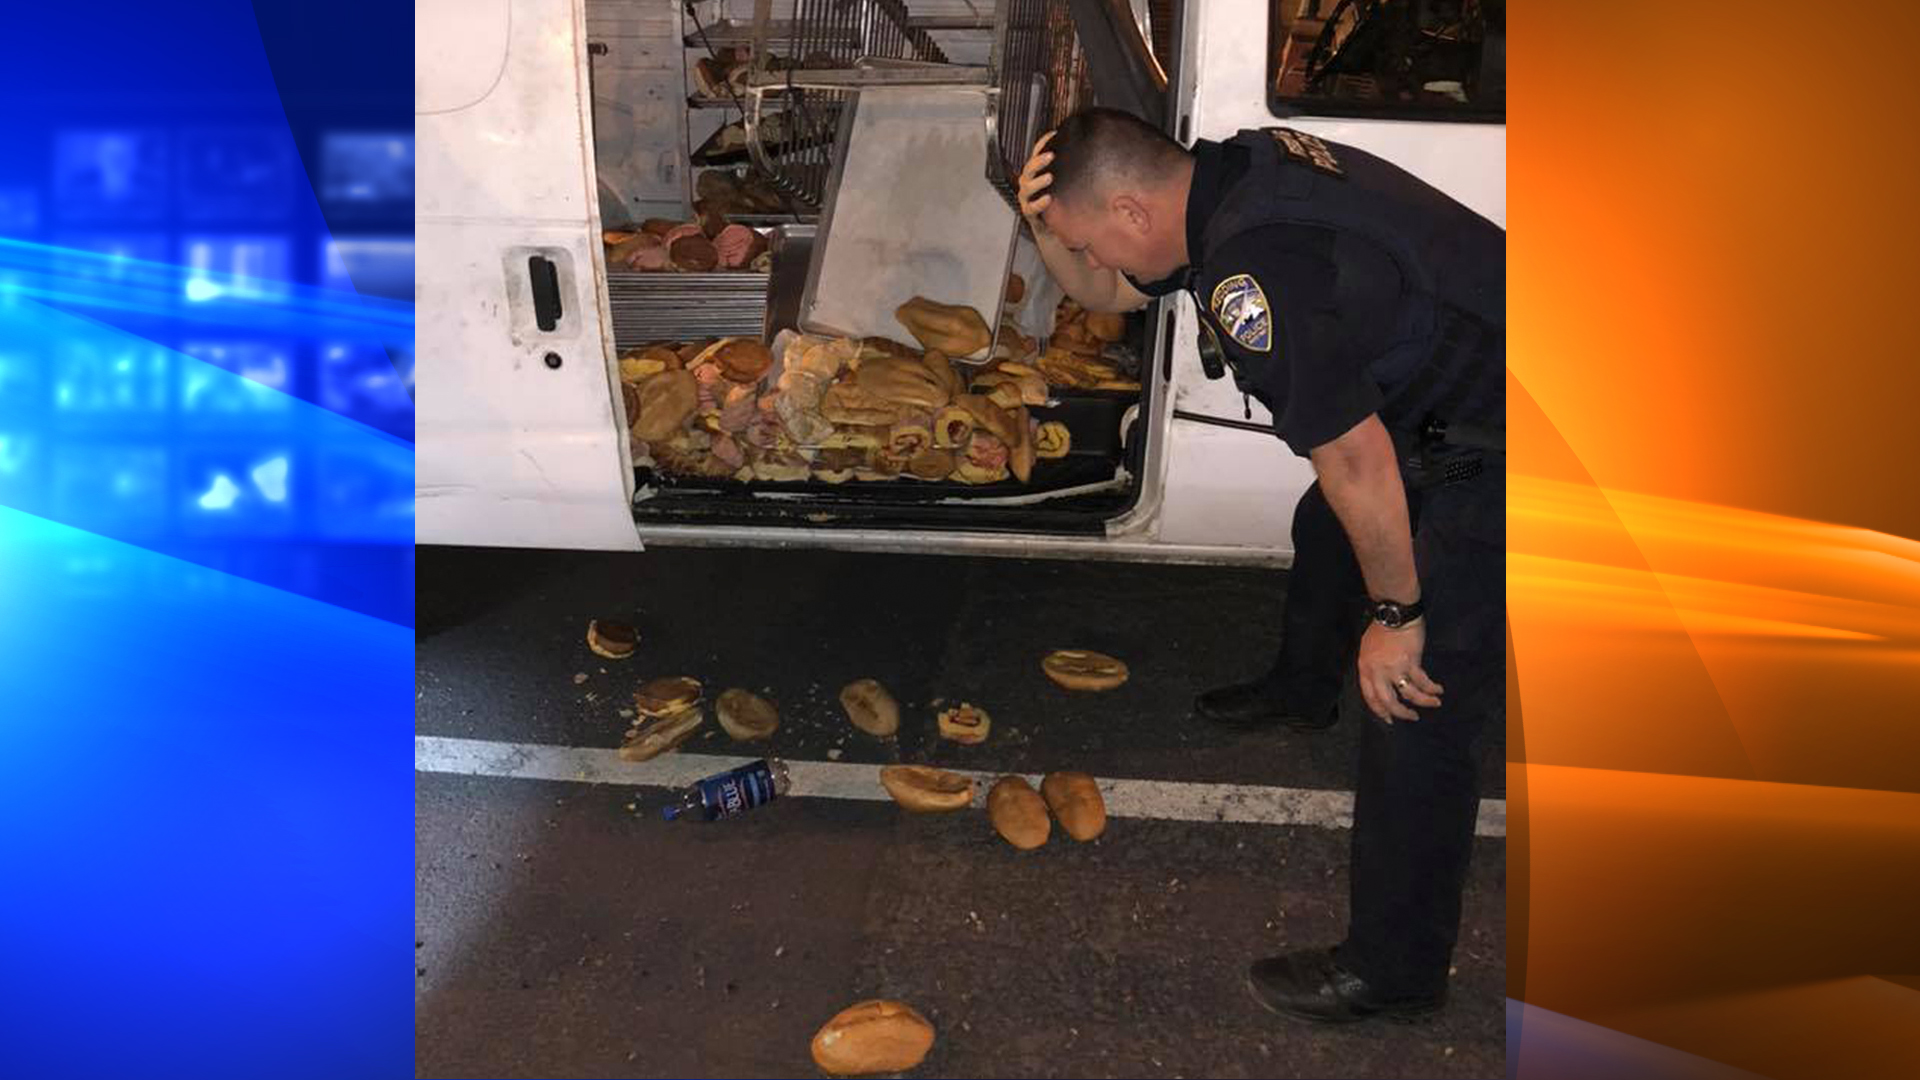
top-left (1150, 0), bottom-right (1505, 563)
top-left (415, 0), bottom-right (638, 550)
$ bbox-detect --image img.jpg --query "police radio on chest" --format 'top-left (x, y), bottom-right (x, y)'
top-left (1196, 316), bottom-right (1228, 381)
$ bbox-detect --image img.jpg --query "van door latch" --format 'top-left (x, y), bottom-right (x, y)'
top-left (528, 255), bottom-right (563, 332)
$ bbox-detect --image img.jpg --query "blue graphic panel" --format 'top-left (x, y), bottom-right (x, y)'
top-left (0, 2), bottom-right (416, 1076)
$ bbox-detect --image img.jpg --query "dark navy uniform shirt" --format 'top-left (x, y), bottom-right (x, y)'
top-left (1131, 131), bottom-right (1505, 459)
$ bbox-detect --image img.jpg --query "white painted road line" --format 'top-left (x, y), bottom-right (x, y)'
top-left (415, 735), bottom-right (1507, 838)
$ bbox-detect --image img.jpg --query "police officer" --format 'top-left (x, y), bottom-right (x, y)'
top-left (1020, 107), bottom-right (1504, 1023)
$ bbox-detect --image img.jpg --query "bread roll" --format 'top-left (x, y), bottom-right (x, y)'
top-left (855, 355), bottom-right (952, 412)
top-left (632, 369), bottom-right (700, 442)
top-left (1085, 311), bottom-right (1126, 342)
top-left (1041, 771), bottom-right (1107, 841)
top-left (1034, 421), bottom-right (1071, 459)
top-left (609, 232), bottom-right (666, 270)
top-left (714, 339), bottom-right (773, 383)
top-left (896, 297), bottom-right (992, 357)
top-left (586, 620), bottom-right (637, 660)
top-left (879, 765), bottom-right (974, 812)
top-left (918, 349), bottom-right (965, 401)
top-left (715, 688), bottom-right (779, 741)
top-left (857, 450), bottom-right (905, 480)
top-left (951, 459), bottom-right (1009, 485)
top-left (810, 999), bottom-right (935, 1076)
top-left (819, 425), bottom-right (887, 450)
top-left (619, 705), bottom-right (704, 761)
top-left (819, 381), bottom-right (903, 427)
top-left (634, 675), bottom-right (703, 717)
top-left (937, 703), bottom-right (991, 745)
top-left (1007, 405), bottom-right (1036, 484)
top-left (932, 405), bottom-right (974, 449)
top-left (857, 336), bottom-right (922, 362)
top-left (839, 679), bottom-right (900, 737)
top-left (888, 418), bottom-right (934, 459)
top-left (950, 394), bottom-right (1021, 446)
top-left (618, 344), bottom-right (677, 384)
top-left (1041, 649), bottom-right (1129, 691)
top-left (906, 446), bottom-right (955, 481)
top-left (670, 234), bottom-right (719, 272)
top-left (987, 776), bottom-right (1050, 849)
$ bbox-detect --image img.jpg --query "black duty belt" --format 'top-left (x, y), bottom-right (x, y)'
top-left (1396, 419), bottom-right (1500, 492)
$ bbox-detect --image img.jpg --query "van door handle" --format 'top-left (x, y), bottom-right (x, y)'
top-left (528, 255), bottom-right (563, 332)
top-left (1160, 306), bottom-right (1176, 383)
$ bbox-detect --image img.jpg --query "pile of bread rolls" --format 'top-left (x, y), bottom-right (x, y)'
top-left (603, 216), bottom-right (770, 274)
top-left (1033, 296), bottom-right (1141, 392)
top-left (620, 297), bottom-right (1077, 486)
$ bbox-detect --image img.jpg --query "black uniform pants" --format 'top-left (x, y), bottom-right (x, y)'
top-left (1259, 463), bottom-right (1504, 997)
top-left (1252, 480), bottom-right (1376, 720)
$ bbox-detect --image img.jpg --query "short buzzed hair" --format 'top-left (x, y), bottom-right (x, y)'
top-left (1046, 107), bottom-right (1190, 207)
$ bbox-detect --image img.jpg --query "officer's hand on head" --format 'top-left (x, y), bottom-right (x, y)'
top-left (1018, 130), bottom-right (1057, 224)
top-left (1357, 620), bottom-right (1444, 723)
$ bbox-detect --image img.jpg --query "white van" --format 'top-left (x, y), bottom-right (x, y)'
top-left (414, 0), bottom-right (1505, 563)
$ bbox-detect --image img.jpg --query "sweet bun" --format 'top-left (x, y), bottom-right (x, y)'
top-left (936, 702), bottom-right (991, 745)
top-left (1041, 771), bottom-right (1107, 841)
top-left (715, 688), bottom-right (779, 741)
top-left (879, 765), bottom-right (975, 812)
top-left (810, 999), bottom-right (935, 1076)
top-left (586, 619), bottom-right (637, 659)
top-left (987, 776), bottom-right (1050, 849)
top-left (839, 678), bottom-right (900, 737)
top-left (1041, 649), bottom-right (1129, 691)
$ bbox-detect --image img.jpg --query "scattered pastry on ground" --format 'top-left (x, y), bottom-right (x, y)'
top-left (1041, 771), bottom-right (1108, 841)
top-left (879, 765), bottom-right (975, 812)
top-left (839, 678), bottom-right (901, 737)
top-left (1041, 649), bottom-right (1130, 691)
top-left (586, 619), bottom-right (638, 660)
top-left (715, 687), bottom-right (779, 741)
top-left (937, 702), bottom-right (992, 745)
top-left (810, 999), bottom-right (936, 1076)
top-left (621, 676), bottom-right (706, 761)
top-left (987, 775), bottom-right (1051, 850)
top-left (619, 704), bottom-right (704, 761)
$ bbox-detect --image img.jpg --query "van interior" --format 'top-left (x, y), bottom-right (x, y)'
top-left (582, 1), bottom-right (1176, 535)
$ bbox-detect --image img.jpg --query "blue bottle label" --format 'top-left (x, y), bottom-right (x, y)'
top-left (697, 761), bottom-right (776, 819)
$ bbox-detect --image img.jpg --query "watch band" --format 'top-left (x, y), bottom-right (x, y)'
top-left (1368, 598), bottom-right (1426, 628)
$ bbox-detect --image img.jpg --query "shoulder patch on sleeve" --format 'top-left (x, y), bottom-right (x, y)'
top-left (1211, 273), bottom-right (1273, 353)
top-left (1265, 127), bottom-right (1344, 177)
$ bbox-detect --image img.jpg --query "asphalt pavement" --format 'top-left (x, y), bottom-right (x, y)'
top-left (414, 545), bottom-right (1506, 1079)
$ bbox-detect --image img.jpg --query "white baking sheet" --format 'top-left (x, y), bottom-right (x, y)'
top-left (800, 86), bottom-right (1019, 362)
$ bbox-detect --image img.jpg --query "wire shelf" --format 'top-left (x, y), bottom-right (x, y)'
top-left (737, 1), bottom-right (1087, 214)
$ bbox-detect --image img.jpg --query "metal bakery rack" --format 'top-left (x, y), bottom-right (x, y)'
top-left (739, 0), bottom-right (1096, 214)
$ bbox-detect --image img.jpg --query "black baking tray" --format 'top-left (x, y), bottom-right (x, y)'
top-left (638, 391), bottom-right (1131, 503)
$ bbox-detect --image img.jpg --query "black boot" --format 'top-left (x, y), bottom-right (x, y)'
top-left (1246, 948), bottom-right (1444, 1024)
top-left (1193, 682), bottom-right (1338, 731)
